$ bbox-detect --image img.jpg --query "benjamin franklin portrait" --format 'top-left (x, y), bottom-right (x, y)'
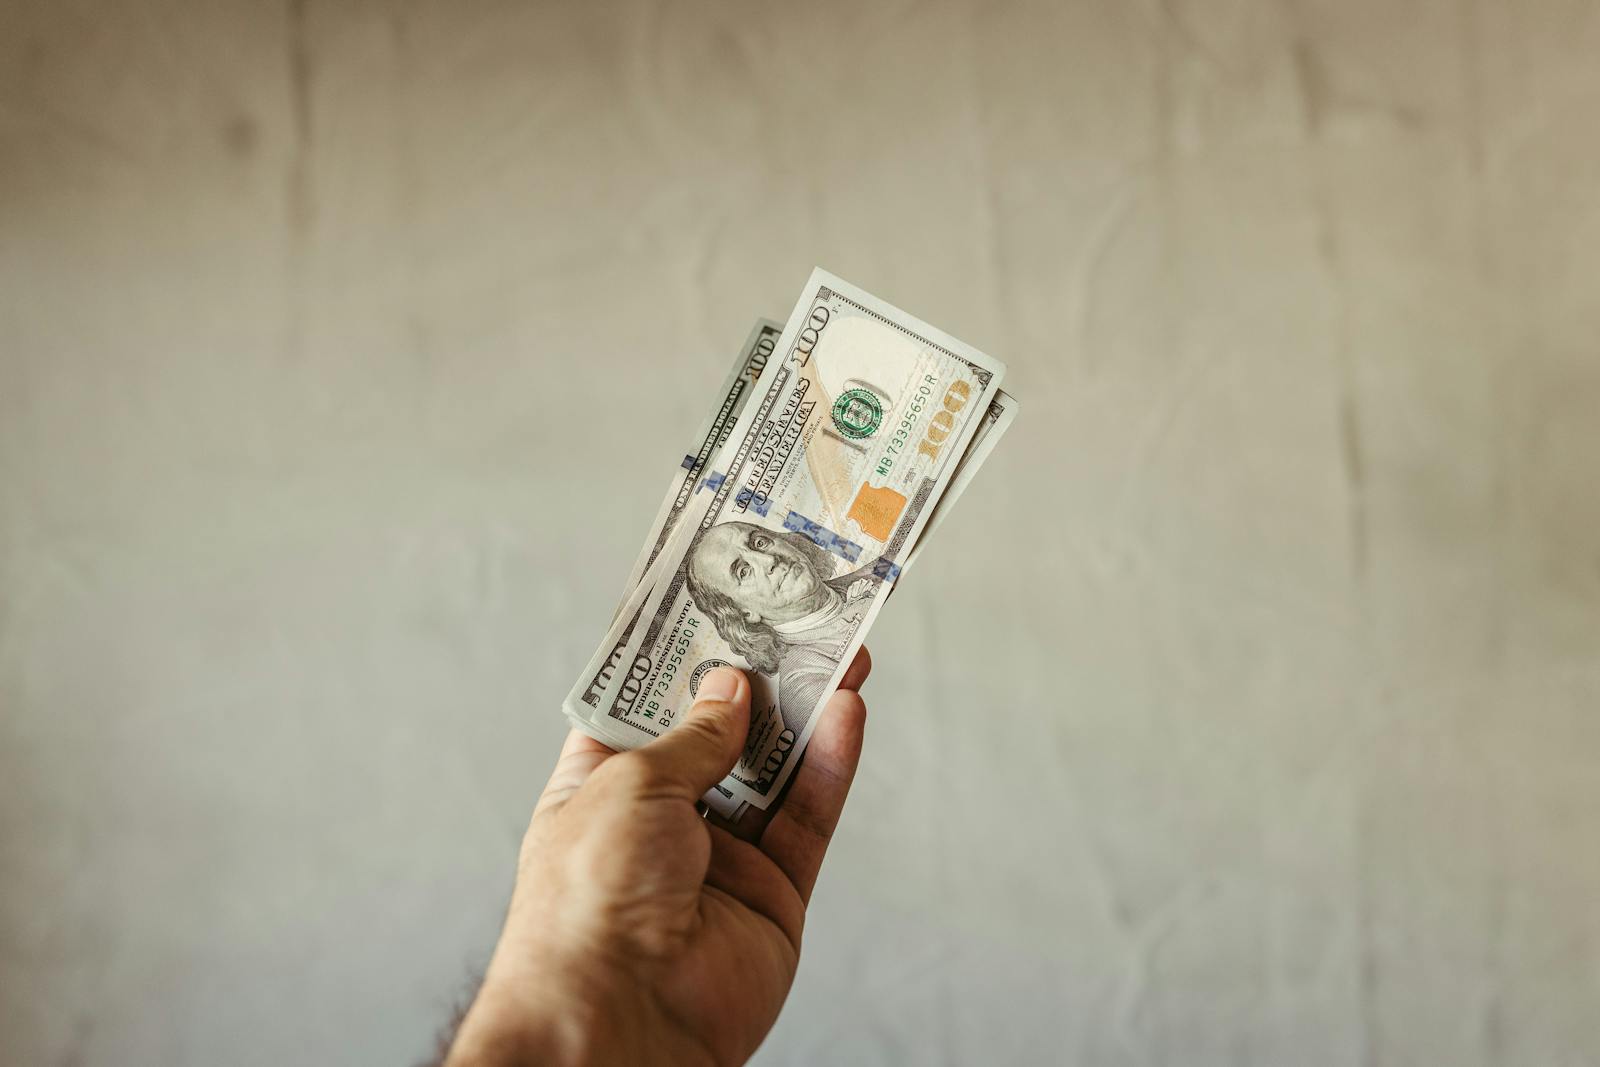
top-left (685, 520), bottom-right (880, 728)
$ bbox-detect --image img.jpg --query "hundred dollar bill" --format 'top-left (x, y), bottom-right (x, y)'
top-left (573, 385), bottom-right (1019, 799)
top-left (901, 387), bottom-right (1017, 572)
top-left (567, 557), bottom-right (663, 747)
top-left (566, 321), bottom-right (780, 750)
top-left (700, 387), bottom-right (1018, 822)
top-left (615, 320), bottom-right (781, 616)
top-left (587, 387), bottom-right (1019, 806)
top-left (573, 269), bottom-right (1007, 809)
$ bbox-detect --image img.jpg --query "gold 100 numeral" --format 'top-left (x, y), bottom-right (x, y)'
top-left (916, 379), bottom-right (972, 460)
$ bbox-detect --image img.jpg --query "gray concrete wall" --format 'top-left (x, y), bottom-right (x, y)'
top-left (2, 2), bottom-right (1597, 1064)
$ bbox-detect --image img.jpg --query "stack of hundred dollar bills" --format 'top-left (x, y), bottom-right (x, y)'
top-left (564, 269), bottom-right (1017, 821)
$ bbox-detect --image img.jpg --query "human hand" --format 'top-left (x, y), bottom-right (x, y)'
top-left (444, 649), bottom-right (872, 1067)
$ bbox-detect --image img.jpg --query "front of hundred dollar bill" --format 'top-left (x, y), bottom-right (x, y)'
top-left (577, 269), bottom-right (1006, 810)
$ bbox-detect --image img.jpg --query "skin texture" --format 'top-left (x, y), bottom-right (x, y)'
top-left (688, 521), bottom-right (836, 625)
top-left (444, 648), bottom-right (871, 1067)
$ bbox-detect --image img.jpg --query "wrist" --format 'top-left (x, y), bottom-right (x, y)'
top-left (446, 988), bottom-right (604, 1067)
top-left (447, 953), bottom-right (632, 1067)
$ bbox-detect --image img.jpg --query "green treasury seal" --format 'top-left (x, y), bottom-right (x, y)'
top-left (830, 388), bottom-right (884, 440)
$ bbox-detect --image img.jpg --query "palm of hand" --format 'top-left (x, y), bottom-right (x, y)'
top-left (498, 653), bottom-right (868, 1067)
top-left (621, 794), bottom-right (804, 1067)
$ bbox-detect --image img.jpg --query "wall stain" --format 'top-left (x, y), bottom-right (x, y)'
top-left (221, 115), bottom-right (259, 158)
top-left (1291, 39), bottom-right (1328, 137)
top-left (1338, 383), bottom-right (1369, 581)
top-left (283, 0), bottom-right (314, 362)
top-left (286, 0), bottom-right (314, 234)
top-left (1295, 34), bottom-right (1369, 585)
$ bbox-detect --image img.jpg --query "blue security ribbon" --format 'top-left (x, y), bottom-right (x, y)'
top-left (691, 482), bottom-right (897, 582)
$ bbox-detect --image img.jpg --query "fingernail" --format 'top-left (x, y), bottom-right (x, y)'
top-left (695, 666), bottom-right (739, 704)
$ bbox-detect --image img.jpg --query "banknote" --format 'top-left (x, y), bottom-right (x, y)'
top-left (699, 387), bottom-right (1018, 821)
top-left (582, 390), bottom-right (1017, 799)
top-left (615, 320), bottom-right (781, 615)
top-left (573, 269), bottom-right (1007, 809)
top-left (901, 388), bottom-right (1017, 573)
top-left (567, 321), bottom-right (781, 749)
top-left (573, 384), bottom-right (1019, 808)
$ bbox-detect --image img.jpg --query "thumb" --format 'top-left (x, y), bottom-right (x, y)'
top-left (630, 667), bottom-right (750, 801)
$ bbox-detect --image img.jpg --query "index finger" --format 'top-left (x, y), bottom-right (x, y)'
top-left (757, 687), bottom-right (867, 903)
top-left (705, 645), bottom-right (872, 843)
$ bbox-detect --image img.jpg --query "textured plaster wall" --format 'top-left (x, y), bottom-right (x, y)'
top-left (2, 2), bottom-right (1598, 1065)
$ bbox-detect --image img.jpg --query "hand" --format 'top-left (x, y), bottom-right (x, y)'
top-left (444, 649), bottom-right (872, 1067)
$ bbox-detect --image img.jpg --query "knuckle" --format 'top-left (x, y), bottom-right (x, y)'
top-left (782, 792), bottom-right (839, 843)
top-left (599, 752), bottom-right (662, 793)
top-left (794, 808), bottom-right (837, 844)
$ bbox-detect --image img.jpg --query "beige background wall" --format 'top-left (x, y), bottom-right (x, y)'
top-left (3, 2), bottom-right (1598, 1064)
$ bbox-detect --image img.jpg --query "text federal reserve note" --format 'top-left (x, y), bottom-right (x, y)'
top-left (614, 320), bottom-right (782, 615)
top-left (567, 321), bottom-right (781, 748)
